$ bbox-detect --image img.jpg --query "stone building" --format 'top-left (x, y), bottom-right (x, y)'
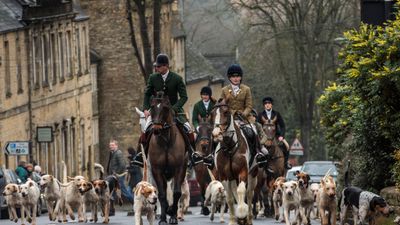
top-left (0, 0), bottom-right (98, 179)
top-left (79, 0), bottom-right (186, 167)
top-left (185, 42), bottom-right (224, 121)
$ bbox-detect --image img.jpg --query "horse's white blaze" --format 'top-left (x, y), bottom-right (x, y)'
top-left (215, 108), bottom-right (221, 125)
top-left (212, 127), bottom-right (222, 138)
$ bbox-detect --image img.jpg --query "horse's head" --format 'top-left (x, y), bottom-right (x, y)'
top-left (150, 91), bottom-right (173, 135)
top-left (262, 117), bottom-right (277, 147)
top-left (195, 116), bottom-right (213, 156)
top-left (211, 98), bottom-right (232, 142)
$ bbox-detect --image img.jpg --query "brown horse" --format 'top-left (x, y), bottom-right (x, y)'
top-left (261, 116), bottom-right (286, 217)
top-left (211, 99), bottom-right (258, 225)
top-left (193, 115), bottom-right (217, 215)
top-left (148, 92), bottom-right (188, 225)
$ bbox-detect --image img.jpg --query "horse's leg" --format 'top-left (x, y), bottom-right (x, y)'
top-left (252, 191), bottom-right (259, 219)
top-left (247, 175), bottom-right (257, 225)
top-left (230, 180), bottom-right (239, 203)
top-left (201, 184), bottom-right (210, 215)
top-left (222, 180), bottom-right (235, 225)
top-left (152, 170), bottom-right (168, 225)
top-left (168, 165), bottom-right (186, 225)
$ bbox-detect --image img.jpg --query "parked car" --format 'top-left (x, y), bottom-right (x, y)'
top-left (285, 166), bottom-right (302, 181)
top-left (0, 167), bottom-right (22, 219)
top-left (0, 167), bottom-right (47, 219)
top-left (300, 161), bottom-right (338, 184)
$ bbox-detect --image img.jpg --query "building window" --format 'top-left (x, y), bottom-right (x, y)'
top-left (51, 33), bottom-right (57, 84)
top-left (33, 36), bottom-right (41, 88)
top-left (42, 34), bottom-right (49, 87)
top-left (66, 30), bottom-right (72, 78)
top-left (58, 32), bottom-right (65, 82)
top-left (76, 28), bottom-right (82, 76)
top-left (4, 40), bottom-right (11, 98)
top-left (16, 35), bottom-right (23, 93)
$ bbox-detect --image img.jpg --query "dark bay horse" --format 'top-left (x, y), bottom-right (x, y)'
top-left (211, 99), bottom-right (258, 225)
top-left (260, 116), bottom-right (286, 217)
top-left (148, 92), bottom-right (188, 225)
top-left (193, 116), bottom-right (218, 216)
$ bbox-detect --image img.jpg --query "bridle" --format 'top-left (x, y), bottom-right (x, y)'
top-left (213, 103), bottom-right (233, 134)
top-left (151, 97), bottom-right (172, 131)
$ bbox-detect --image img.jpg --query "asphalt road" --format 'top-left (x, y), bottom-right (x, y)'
top-left (0, 205), bottom-right (324, 225)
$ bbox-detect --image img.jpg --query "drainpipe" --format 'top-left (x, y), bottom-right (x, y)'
top-left (26, 29), bottom-right (34, 161)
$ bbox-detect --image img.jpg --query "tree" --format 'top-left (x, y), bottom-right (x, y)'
top-left (126, 0), bottom-right (162, 81)
top-left (319, 16), bottom-right (400, 190)
top-left (232, 0), bottom-right (358, 161)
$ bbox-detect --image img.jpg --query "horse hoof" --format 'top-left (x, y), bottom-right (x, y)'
top-left (275, 215), bottom-right (279, 221)
top-left (169, 217), bottom-right (178, 224)
top-left (202, 206), bottom-right (210, 215)
top-left (159, 220), bottom-right (168, 225)
top-left (167, 206), bottom-right (174, 216)
top-left (70, 214), bottom-right (75, 220)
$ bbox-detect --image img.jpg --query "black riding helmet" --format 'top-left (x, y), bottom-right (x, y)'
top-left (250, 108), bottom-right (258, 117)
top-left (263, 96), bottom-right (273, 104)
top-left (200, 86), bottom-right (212, 96)
top-left (227, 64), bottom-right (243, 78)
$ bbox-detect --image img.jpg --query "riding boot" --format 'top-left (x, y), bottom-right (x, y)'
top-left (178, 123), bottom-right (203, 167)
top-left (279, 143), bottom-right (292, 169)
top-left (132, 152), bottom-right (144, 168)
top-left (203, 154), bottom-right (215, 170)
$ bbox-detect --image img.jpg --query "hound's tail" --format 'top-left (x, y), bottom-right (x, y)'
top-left (62, 161), bottom-right (67, 183)
top-left (344, 160), bottom-right (351, 187)
top-left (141, 144), bottom-right (148, 182)
top-left (94, 163), bottom-right (104, 179)
top-left (207, 168), bottom-right (216, 181)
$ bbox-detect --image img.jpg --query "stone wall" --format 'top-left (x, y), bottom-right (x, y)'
top-left (80, 0), bottom-right (145, 167)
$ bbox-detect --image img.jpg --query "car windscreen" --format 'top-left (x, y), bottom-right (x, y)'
top-left (302, 163), bottom-right (337, 176)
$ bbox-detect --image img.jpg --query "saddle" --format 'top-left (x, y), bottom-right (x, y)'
top-left (139, 121), bottom-right (194, 156)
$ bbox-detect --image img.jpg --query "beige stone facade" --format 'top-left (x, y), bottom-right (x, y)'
top-left (0, 1), bottom-right (98, 179)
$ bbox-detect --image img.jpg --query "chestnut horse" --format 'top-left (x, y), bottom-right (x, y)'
top-left (148, 92), bottom-right (188, 225)
top-left (193, 116), bottom-right (217, 216)
top-left (261, 116), bottom-right (286, 217)
top-left (211, 99), bottom-right (258, 225)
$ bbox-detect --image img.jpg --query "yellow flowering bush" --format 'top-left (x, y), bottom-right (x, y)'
top-left (318, 1), bottom-right (400, 190)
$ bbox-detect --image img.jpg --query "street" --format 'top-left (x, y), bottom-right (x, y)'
top-left (0, 206), bottom-right (323, 225)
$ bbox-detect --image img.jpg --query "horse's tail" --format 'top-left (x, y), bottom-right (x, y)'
top-left (207, 168), bottom-right (216, 181)
top-left (141, 144), bottom-right (148, 182)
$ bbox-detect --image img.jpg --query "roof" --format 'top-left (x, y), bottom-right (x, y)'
top-left (185, 42), bottom-right (224, 84)
top-left (0, 0), bottom-right (25, 33)
top-left (73, 2), bottom-right (89, 21)
top-left (0, 0), bottom-right (87, 34)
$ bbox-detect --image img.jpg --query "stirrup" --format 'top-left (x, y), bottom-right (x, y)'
top-left (285, 162), bottom-right (292, 169)
top-left (203, 155), bottom-right (214, 170)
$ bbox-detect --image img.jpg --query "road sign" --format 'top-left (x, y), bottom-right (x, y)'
top-left (290, 138), bottom-right (304, 156)
top-left (3, 141), bottom-right (30, 155)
